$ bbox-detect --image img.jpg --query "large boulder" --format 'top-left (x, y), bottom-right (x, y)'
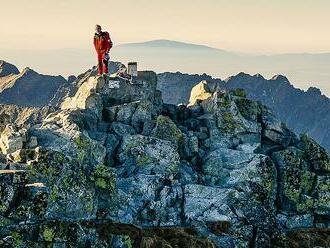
top-left (188, 80), bottom-right (214, 106)
top-left (116, 134), bottom-right (182, 226)
top-left (0, 125), bottom-right (27, 154)
top-left (61, 76), bottom-right (105, 117)
top-left (61, 71), bottom-right (160, 118)
top-left (118, 134), bottom-right (180, 177)
top-left (151, 115), bottom-right (183, 147)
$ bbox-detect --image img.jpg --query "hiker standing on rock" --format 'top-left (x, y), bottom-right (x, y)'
top-left (93, 24), bottom-right (113, 75)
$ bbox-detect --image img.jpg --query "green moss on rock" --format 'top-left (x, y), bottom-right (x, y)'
top-left (27, 149), bottom-right (65, 185)
top-left (300, 134), bottom-right (330, 173)
top-left (91, 164), bottom-right (116, 193)
top-left (11, 231), bottom-right (23, 247)
top-left (231, 88), bottom-right (247, 98)
top-left (123, 235), bottom-right (133, 248)
top-left (43, 227), bottom-right (55, 242)
top-left (272, 148), bottom-right (316, 213)
top-left (136, 154), bottom-right (154, 166)
top-left (152, 115), bottom-right (183, 146)
top-left (217, 112), bottom-right (241, 133)
top-left (235, 98), bottom-right (261, 121)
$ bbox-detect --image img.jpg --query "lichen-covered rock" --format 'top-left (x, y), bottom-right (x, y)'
top-left (0, 220), bottom-right (216, 248)
top-left (108, 101), bottom-right (140, 125)
top-left (275, 228), bottom-right (330, 248)
top-left (314, 176), bottom-right (330, 217)
top-left (1, 70), bottom-right (329, 247)
top-left (151, 115), bottom-right (183, 147)
top-left (117, 175), bottom-right (183, 226)
top-left (111, 122), bottom-right (136, 137)
top-left (299, 134), bottom-right (330, 173)
top-left (202, 148), bottom-right (276, 190)
top-left (234, 97), bottom-right (261, 122)
top-left (7, 149), bottom-right (36, 163)
top-left (104, 133), bottom-right (119, 167)
top-left (118, 134), bottom-right (180, 177)
top-left (198, 90), bottom-right (261, 139)
top-left (277, 213), bottom-right (314, 229)
top-left (26, 135), bottom-right (38, 148)
top-left (272, 147), bottom-right (315, 213)
top-left (0, 170), bottom-right (27, 216)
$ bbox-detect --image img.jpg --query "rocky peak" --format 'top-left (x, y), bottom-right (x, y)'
top-left (188, 80), bottom-right (216, 106)
top-left (61, 71), bottom-right (159, 117)
top-left (67, 75), bottom-right (77, 83)
top-left (307, 86), bottom-right (322, 95)
top-left (253, 73), bottom-right (265, 79)
top-left (0, 65), bottom-right (67, 107)
top-left (20, 67), bottom-right (40, 78)
top-left (0, 68), bottom-right (329, 248)
top-left (225, 72), bottom-right (266, 84)
top-left (0, 60), bottom-right (19, 77)
top-left (270, 74), bottom-right (290, 83)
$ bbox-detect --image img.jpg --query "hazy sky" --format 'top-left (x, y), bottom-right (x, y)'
top-left (1, 0), bottom-right (330, 54)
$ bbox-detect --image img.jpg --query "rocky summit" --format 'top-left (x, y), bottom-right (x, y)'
top-left (0, 69), bottom-right (329, 248)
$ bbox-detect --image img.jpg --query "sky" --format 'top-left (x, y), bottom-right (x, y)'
top-left (1, 0), bottom-right (330, 54)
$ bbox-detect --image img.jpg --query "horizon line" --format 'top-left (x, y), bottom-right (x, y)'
top-left (1, 39), bottom-right (330, 56)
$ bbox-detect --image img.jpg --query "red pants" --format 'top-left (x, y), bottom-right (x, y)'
top-left (97, 53), bottom-right (109, 75)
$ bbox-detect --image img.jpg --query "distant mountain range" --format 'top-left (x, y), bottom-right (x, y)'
top-left (158, 71), bottom-right (330, 153)
top-left (118, 39), bottom-right (225, 52)
top-left (112, 39), bottom-right (330, 96)
top-left (1, 39), bottom-right (329, 96)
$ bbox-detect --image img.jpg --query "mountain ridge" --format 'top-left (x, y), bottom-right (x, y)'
top-left (117, 39), bottom-right (330, 56)
top-left (112, 40), bottom-right (330, 96)
top-left (0, 61), bottom-right (67, 107)
top-left (2, 40), bottom-right (330, 96)
top-left (1, 60), bottom-right (329, 153)
top-left (117, 39), bottom-right (224, 52)
top-left (158, 71), bottom-right (330, 153)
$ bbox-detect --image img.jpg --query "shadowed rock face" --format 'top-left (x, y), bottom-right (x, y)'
top-left (0, 61), bottom-right (19, 77)
top-left (157, 72), bottom-right (224, 105)
top-left (0, 70), bottom-right (329, 247)
top-left (0, 104), bottom-right (55, 133)
top-left (158, 71), bottom-right (330, 153)
top-left (0, 65), bottom-right (67, 107)
top-left (283, 228), bottom-right (330, 248)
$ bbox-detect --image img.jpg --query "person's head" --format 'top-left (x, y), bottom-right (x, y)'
top-left (95, 24), bottom-right (102, 34)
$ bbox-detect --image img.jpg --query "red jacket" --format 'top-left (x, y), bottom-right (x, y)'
top-left (94, 31), bottom-right (113, 54)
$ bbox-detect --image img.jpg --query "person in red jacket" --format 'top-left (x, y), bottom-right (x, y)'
top-left (93, 24), bottom-right (113, 75)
